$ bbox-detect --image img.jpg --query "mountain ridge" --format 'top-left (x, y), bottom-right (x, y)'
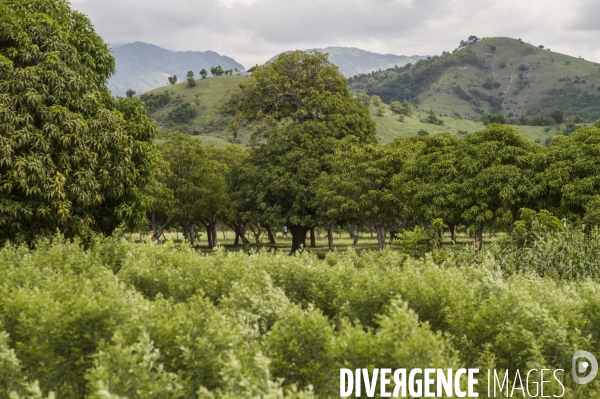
top-left (268, 46), bottom-right (427, 78)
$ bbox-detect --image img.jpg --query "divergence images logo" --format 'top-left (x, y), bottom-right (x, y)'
top-left (572, 350), bottom-right (598, 385)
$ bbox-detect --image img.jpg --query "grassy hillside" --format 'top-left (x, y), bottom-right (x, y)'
top-left (350, 37), bottom-right (600, 122)
top-left (141, 68), bottom-right (580, 148)
top-left (109, 42), bottom-right (244, 96)
top-left (368, 102), bottom-right (558, 144)
top-left (140, 75), bottom-right (248, 147)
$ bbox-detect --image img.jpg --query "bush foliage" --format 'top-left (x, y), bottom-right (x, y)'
top-left (1, 237), bottom-right (600, 398)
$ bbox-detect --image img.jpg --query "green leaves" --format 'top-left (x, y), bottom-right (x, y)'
top-left (0, 0), bottom-right (157, 244)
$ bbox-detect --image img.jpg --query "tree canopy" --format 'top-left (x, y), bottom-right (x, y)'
top-left (0, 0), bottom-right (157, 244)
top-left (224, 50), bottom-right (376, 252)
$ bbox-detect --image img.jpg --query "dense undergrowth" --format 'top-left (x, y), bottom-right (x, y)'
top-left (1, 235), bottom-right (600, 398)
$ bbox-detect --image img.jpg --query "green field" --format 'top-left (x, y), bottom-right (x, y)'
top-left (367, 104), bottom-right (557, 144)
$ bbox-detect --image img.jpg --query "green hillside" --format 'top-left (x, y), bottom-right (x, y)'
top-left (350, 37), bottom-right (600, 122)
top-left (140, 75), bottom-right (248, 147)
top-left (368, 102), bottom-right (559, 145)
top-left (141, 56), bottom-right (588, 148)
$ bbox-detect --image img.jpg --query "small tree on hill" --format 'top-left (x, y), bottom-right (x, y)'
top-left (126, 88), bottom-right (136, 98)
top-left (199, 69), bottom-right (208, 79)
top-left (168, 75), bottom-right (177, 85)
top-left (551, 110), bottom-right (564, 124)
top-left (186, 71), bottom-right (196, 87)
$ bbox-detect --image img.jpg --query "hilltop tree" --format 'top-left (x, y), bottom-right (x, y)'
top-left (126, 88), bottom-right (136, 98)
top-left (223, 50), bottom-right (376, 252)
top-left (168, 75), bottom-right (178, 85)
top-left (0, 0), bottom-right (157, 245)
top-left (210, 66), bottom-right (224, 77)
top-left (186, 71), bottom-right (196, 87)
top-left (199, 68), bottom-right (208, 79)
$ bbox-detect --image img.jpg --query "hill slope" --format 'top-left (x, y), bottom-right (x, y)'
top-left (108, 42), bottom-right (244, 96)
top-left (141, 75), bottom-right (247, 147)
top-left (141, 74), bottom-right (566, 148)
top-left (269, 47), bottom-right (426, 78)
top-left (350, 37), bottom-right (600, 121)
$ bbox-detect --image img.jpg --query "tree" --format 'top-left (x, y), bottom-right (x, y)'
top-left (0, 0), bottom-right (157, 245)
top-left (157, 133), bottom-right (227, 247)
top-left (355, 93), bottom-right (371, 107)
top-left (531, 123), bottom-right (600, 221)
top-left (199, 69), bottom-right (208, 79)
top-left (186, 71), bottom-right (196, 87)
top-left (316, 137), bottom-right (411, 250)
top-left (371, 95), bottom-right (383, 107)
top-left (459, 124), bottom-right (539, 249)
top-left (126, 88), bottom-right (136, 98)
top-left (168, 75), bottom-right (178, 85)
top-left (550, 110), bottom-right (564, 124)
top-left (223, 50), bottom-right (377, 252)
top-left (210, 66), bottom-right (224, 77)
top-left (393, 133), bottom-right (463, 243)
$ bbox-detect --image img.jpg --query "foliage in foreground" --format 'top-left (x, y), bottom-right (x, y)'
top-left (1, 237), bottom-right (600, 398)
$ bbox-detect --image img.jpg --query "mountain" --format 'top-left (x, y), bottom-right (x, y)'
top-left (268, 47), bottom-right (427, 78)
top-left (349, 37), bottom-right (600, 122)
top-left (107, 42), bottom-right (245, 96)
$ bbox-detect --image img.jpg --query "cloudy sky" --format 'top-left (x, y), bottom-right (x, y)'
top-left (71, 0), bottom-right (600, 69)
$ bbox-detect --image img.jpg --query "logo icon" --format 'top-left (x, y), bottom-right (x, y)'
top-left (572, 350), bottom-right (598, 384)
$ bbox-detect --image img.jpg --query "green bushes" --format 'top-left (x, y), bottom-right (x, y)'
top-left (1, 238), bottom-right (600, 397)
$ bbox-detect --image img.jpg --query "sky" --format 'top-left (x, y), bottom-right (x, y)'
top-left (71, 0), bottom-right (600, 69)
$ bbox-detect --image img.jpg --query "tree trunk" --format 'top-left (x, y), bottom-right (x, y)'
top-left (151, 211), bottom-right (156, 237)
top-left (210, 215), bottom-right (218, 248)
top-left (474, 226), bottom-right (483, 251)
top-left (376, 225), bottom-right (386, 250)
top-left (204, 224), bottom-right (213, 248)
top-left (289, 225), bottom-right (309, 253)
top-left (266, 224), bottom-right (276, 245)
top-left (189, 224), bottom-right (195, 248)
top-left (310, 227), bottom-right (316, 248)
top-left (350, 224), bottom-right (359, 248)
top-left (327, 225), bottom-right (334, 251)
top-left (449, 224), bottom-right (456, 244)
top-left (241, 224), bottom-right (248, 250)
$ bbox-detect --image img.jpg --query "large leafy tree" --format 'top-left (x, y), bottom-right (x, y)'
top-left (224, 50), bottom-right (376, 252)
top-left (316, 137), bottom-right (414, 250)
top-left (0, 0), bottom-right (157, 244)
top-left (532, 122), bottom-right (600, 221)
top-left (157, 133), bottom-right (227, 247)
top-left (459, 124), bottom-right (539, 249)
top-left (393, 133), bottom-right (463, 242)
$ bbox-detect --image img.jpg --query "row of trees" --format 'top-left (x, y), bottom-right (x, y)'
top-left (148, 118), bottom-right (600, 253)
top-left (167, 67), bottom-right (240, 87)
top-left (144, 52), bottom-right (600, 253)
